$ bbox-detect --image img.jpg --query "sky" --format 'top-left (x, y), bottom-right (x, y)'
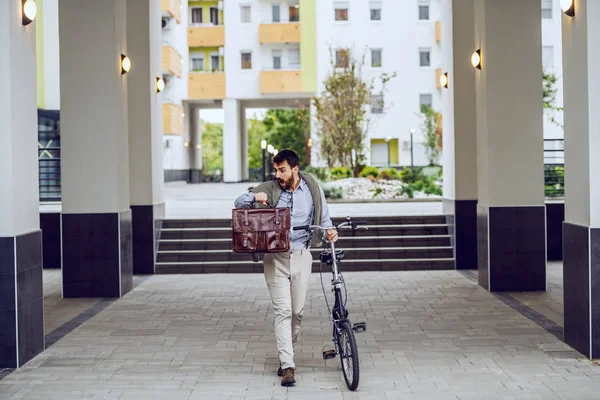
top-left (199, 108), bottom-right (268, 124)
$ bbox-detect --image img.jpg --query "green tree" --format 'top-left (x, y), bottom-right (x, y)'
top-left (543, 70), bottom-right (563, 129)
top-left (313, 47), bottom-right (396, 176)
top-left (247, 117), bottom-right (268, 169)
top-left (201, 121), bottom-right (223, 176)
top-left (262, 109), bottom-right (310, 168)
top-left (420, 105), bottom-right (442, 166)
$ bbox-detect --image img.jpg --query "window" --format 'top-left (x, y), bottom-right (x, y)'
top-left (371, 94), bottom-right (384, 114)
top-left (211, 55), bottom-right (220, 71)
top-left (210, 7), bottom-right (219, 24)
top-left (543, 46), bottom-right (554, 70)
top-left (335, 49), bottom-right (349, 68)
top-left (420, 94), bottom-right (432, 112)
top-left (241, 52), bottom-right (252, 69)
top-left (370, 1), bottom-right (382, 21)
top-left (334, 2), bottom-right (349, 21)
top-left (191, 54), bottom-right (204, 71)
top-left (272, 5), bottom-right (281, 22)
top-left (419, 48), bottom-right (431, 67)
top-left (371, 49), bottom-right (382, 67)
top-left (542, 0), bottom-right (552, 19)
top-left (289, 48), bottom-right (300, 69)
top-left (191, 7), bottom-right (203, 24)
top-left (272, 50), bottom-right (282, 70)
top-left (418, 4), bottom-right (430, 20)
top-left (240, 5), bottom-right (251, 23)
top-left (289, 5), bottom-right (300, 22)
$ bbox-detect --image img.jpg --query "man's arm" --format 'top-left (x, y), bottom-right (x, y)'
top-left (234, 192), bottom-right (255, 209)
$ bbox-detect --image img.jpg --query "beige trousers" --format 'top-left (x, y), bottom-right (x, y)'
top-left (263, 249), bottom-right (313, 370)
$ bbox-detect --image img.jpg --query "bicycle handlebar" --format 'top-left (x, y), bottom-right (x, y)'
top-left (293, 218), bottom-right (368, 232)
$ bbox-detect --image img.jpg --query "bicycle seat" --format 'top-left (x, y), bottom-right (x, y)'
top-left (320, 250), bottom-right (345, 263)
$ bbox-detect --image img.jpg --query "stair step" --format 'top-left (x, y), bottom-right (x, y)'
top-left (156, 247), bottom-right (454, 263)
top-left (155, 258), bottom-right (455, 274)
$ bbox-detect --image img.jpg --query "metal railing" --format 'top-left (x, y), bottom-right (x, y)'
top-left (544, 138), bottom-right (564, 198)
top-left (38, 110), bottom-right (61, 202)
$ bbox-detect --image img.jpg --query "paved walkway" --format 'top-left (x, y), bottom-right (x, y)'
top-left (2, 264), bottom-right (599, 400)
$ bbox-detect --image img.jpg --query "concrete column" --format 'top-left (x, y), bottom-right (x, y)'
top-left (561, 0), bottom-right (600, 359)
top-left (474, 0), bottom-right (546, 292)
top-left (59, 0), bottom-right (132, 297)
top-left (189, 107), bottom-right (202, 183)
top-left (223, 99), bottom-right (242, 182)
top-left (126, 0), bottom-right (165, 275)
top-left (0, 0), bottom-right (44, 368)
top-left (442, 0), bottom-right (478, 270)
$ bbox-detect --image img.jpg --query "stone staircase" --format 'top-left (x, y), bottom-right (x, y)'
top-left (155, 215), bottom-right (455, 274)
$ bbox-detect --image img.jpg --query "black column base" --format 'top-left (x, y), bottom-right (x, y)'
top-left (131, 203), bottom-right (165, 275)
top-left (0, 230), bottom-right (44, 368)
top-left (477, 205), bottom-right (546, 292)
top-left (563, 222), bottom-right (600, 359)
top-left (444, 199), bottom-right (478, 270)
top-left (40, 213), bottom-right (61, 269)
top-left (62, 211), bottom-right (132, 298)
top-left (546, 202), bottom-right (565, 261)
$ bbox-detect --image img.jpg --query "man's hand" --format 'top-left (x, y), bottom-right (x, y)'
top-left (326, 229), bottom-right (338, 243)
top-left (254, 192), bottom-right (268, 206)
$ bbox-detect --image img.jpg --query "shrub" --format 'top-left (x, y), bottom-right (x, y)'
top-left (398, 166), bottom-right (442, 198)
top-left (359, 166), bottom-right (380, 179)
top-left (304, 166), bottom-right (331, 182)
top-left (330, 166), bottom-right (352, 180)
top-left (323, 185), bottom-right (344, 200)
top-left (380, 168), bottom-right (400, 180)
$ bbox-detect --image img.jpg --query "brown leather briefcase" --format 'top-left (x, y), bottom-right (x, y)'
top-left (231, 208), bottom-right (291, 253)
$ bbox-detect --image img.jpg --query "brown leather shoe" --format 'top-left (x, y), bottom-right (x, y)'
top-left (281, 368), bottom-right (295, 386)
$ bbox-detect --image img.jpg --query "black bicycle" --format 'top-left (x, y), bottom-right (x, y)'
top-left (294, 217), bottom-right (368, 391)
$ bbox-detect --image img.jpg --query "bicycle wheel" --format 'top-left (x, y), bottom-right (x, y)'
top-left (337, 321), bottom-right (360, 391)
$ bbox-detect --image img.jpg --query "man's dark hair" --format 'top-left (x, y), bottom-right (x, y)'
top-left (272, 149), bottom-right (299, 169)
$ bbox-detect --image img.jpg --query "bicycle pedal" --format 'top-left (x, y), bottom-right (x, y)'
top-left (353, 322), bottom-right (367, 332)
top-left (322, 350), bottom-right (337, 360)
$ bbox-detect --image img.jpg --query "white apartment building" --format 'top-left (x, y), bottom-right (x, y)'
top-left (34, 0), bottom-right (565, 184)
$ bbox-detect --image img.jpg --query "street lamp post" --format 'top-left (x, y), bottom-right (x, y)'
top-left (261, 139), bottom-right (267, 182)
top-left (267, 145), bottom-right (275, 180)
top-left (409, 129), bottom-right (416, 168)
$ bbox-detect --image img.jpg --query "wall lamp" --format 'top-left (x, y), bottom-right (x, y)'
top-left (561, 0), bottom-right (574, 17)
top-left (471, 49), bottom-right (481, 69)
top-left (121, 54), bottom-right (131, 74)
top-left (440, 72), bottom-right (449, 88)
top-left (22, 0), bottom-right (37, 26)
top-left (156, 77), bottom-right (165, 92)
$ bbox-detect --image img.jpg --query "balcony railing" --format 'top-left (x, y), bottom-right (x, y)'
top-left (161, 0), bottom-right (181, 24)
top-left (259, 23), bottom-right (301, 44)
top-left (189, 72), bottom-right (226, 99)
top-left (162, 45), bottom-right (182, 78)
top-left (188, 26), bottom-right (225, 47)
top-left (260, 70), bottom-right (302, 93)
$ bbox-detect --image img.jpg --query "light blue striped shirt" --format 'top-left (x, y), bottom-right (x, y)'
top-left (234, 178), bottom-right (333, 250)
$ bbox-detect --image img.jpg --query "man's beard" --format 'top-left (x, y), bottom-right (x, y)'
top-left (277, 176), bottom-right (295, 190)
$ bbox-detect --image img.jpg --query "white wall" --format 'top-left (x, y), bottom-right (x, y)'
top-left (42, 0), bottom-right (60, 110)
top-left (162, 0), bottom-right (191, 172)
top-left (0, 0), bottom-right (40, 237)
top-left (541, 0), bottom-right (564, 142)
top-left (315, 0), bottom-right (442, 166)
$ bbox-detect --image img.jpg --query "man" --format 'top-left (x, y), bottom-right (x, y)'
top-left (234, 149), bottom-right (338, 387)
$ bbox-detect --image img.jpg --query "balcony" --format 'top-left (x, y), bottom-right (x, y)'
top-left (260, 70), bottom-right (302, 94)
top-left (188, 25), bottom-right (225, 47)
top-left (259, 23), bottom-right (301, 44)
top-left (435, 21), bottom-right (441, 42)
top-left (162, 45), bottom-right (182, 78)
top-left (163, 103), bottom-right (184, 135)
top-left (161, 0), bottom-right (181, 24)
top-left (188, 72), bottom-right (226, 99)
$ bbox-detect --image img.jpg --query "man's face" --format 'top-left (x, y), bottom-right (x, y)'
top-left (274, 160), bottom-right (298, 190)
